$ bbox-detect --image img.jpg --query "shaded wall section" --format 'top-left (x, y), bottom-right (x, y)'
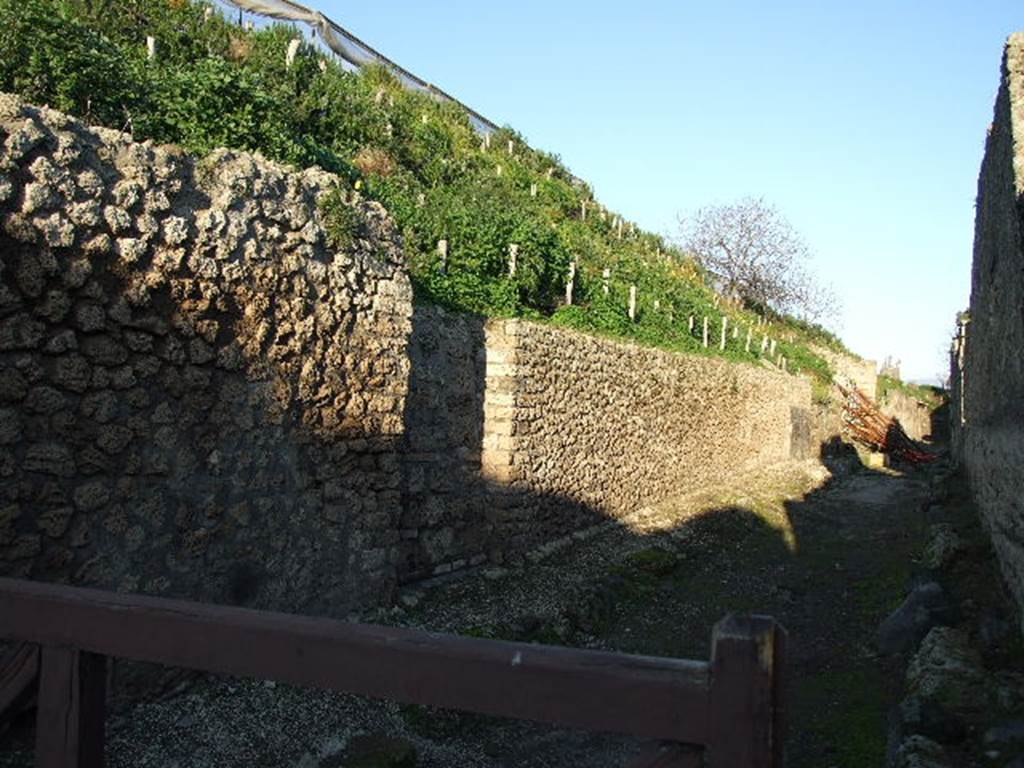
top-left (955, 33), bottom-right (1024, 621)
top-left (0, 95), bottom-right (412, 615)
top-left (401, 315), bottom-right (818, 577)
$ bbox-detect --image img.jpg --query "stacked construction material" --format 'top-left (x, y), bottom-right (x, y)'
top-left (838, 385), bottom-right (937, 464)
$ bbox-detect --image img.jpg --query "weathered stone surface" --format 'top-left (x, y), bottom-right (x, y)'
top-left (921, 524), bottom-right (965, 571)
top-left (893, 735), bottom-right (951, 768)
top-left (878, 582), bottom-right (955, 655)
top-left (906, 627), bottom-right (991, 716)
top-left (955, 34), bottom-right (1024, 623)
top-left (0, 94), bottom-right (410, 616)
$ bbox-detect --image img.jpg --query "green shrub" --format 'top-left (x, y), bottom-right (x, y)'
top-left (0, 0), bottom-right (843, 384)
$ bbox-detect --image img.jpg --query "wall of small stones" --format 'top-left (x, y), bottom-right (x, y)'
top-left (0, 95), bottom-right (412, 615)
top-left (880, 388), bottom-right (933, 442)
top-left (955, 33), bottom-right (1024, 622)
top-left (0, 94), bottom-right (834, 605)
top-left (814, 345), bottom-right (877, 398)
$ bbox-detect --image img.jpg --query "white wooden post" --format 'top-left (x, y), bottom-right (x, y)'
top-left (653, 299), bottom-right (660, 311)
top-left (484, 132), bottom-right (492, 149)
top-left (732, 325), bottom-right (739, 340)
top-left (496, 165), bottom-right (503, 177)
top-left (508, 244), bottom-right (518, 277)
top-left (760, 335), bottom-right (769, 354)
top-left (286, 38), bottom-right (301, 68)
top-left (689, 315), bottom-right (695, 333)
top-left (565, 260), bottom-right (576, 305)
top-left (602, 268), bottom-right (610, 296)
top-left (546, 167), bottom-right (554, 179)
top-left (146, 36), bottom-right (156, 60)
top-left (530, 183), bottom-right (538, 198)
top-left (616, 218), bottom-right (623, 239)
top-left (416, 193), bottom-right (425, 207)
top-left (770, 339), bottom-right (777, 356)
top-left (745, 327), bottom-right (752, 353)
top-left (507, 139), bottom-right (514, 155)
top-left (720, 316), bottom-right (728, 350)
top-left (702, 317), bottom-right (709, 348)
top-left (629, 286), bottom-right (637, 321)
top-left (581, 200), bottom-right (587, 221)
top-left (437, 239), bottom-right (448, 273)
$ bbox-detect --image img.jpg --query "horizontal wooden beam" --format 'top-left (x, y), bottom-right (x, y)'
top-left (0, 578), bottom-right (710, 742)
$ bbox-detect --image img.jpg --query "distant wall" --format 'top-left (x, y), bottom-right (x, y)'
top-left (879, 389), bottom-right (932, 442)
top-left (0, 95), bottom-right (412, 615)
top-left (954, 33), bottom-right (1024, 621)
top-left (814, 346), bottom-right (877, 398)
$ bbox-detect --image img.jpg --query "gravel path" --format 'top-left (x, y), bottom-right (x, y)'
top-left (1, 456), bottom-right (935, 767)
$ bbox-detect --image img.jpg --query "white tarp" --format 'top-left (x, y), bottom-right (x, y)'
top-left (217, 0), bottom-right (500, 133)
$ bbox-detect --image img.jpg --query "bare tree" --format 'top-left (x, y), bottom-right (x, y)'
top-left (678, 197), bottom-right (839, 323)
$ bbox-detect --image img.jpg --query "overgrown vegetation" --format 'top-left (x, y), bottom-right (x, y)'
top-left (0, 0), bottom-right (846, 382)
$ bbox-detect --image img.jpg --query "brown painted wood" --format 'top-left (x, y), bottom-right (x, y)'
top-left (627, 742), bottom-right (703, 767)
top-left (0, 578), bottom-right (709, 743)
top-left (0, 643), bottom-right (39, 721)
top-left (706, 614), bottom-right (784, 768)
top-left (35, 646), bottom-right (106, 768)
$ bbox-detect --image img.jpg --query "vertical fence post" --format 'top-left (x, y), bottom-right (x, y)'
top-left (745, 327), bottom-right (752, 353)
top-left (286, 38), bottom-right (301, 68)
top-left (496, 165), bottom-right (503, 177)
top-left (508, 244), bottom-right (518, 277)
top-left (760, 335), bottom-right (769, 355)
top-left (769, 339), bottom-right (777, 357)
top-left (702, 317), bottom-right (709, 348)
top-left (146, 36), bottom-right (156, 60)
top-left (628, 286), bottom-right (637, 321)
top-left (602, 268), bottom-right (610, 296)
top-left (530, 183), bottom-right (538, 198)
top-left (565, 260), bottom-right (576, 305)
top-left (36, 646), bottom-right (106, 768)
top-left (733, 325), bottom-right (739, 340)
top-left (720, 316), bottom-right (728, 350)
top-left (581, 200), bottom-right (587, 221)
top-left (707, 615), bottom-right (787, 768)
top-left (688, 315), bottom-right (694, 333)
top-left (507, 139), bottom-right (514, 156)
top-left (437, 239), bottom-right (448, 274)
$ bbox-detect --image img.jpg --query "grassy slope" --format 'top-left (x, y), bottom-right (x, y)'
top-left (0, 0), bottom-right (853, 383)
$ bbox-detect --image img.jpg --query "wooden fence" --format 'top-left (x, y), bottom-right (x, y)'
top-left (0, 577), bottom-right (786, 767)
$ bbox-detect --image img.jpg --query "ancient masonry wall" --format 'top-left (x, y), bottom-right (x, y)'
top-left (954, 33), bottom-right (1024, 622)
top-left (813, 345), bottom-right (877, 398)
top-left (0, 95), bottom-right (412, 615)
top-left (879, 388), bottom-right (933, 442)
top-left (0, 95), bottom-right (824, 608)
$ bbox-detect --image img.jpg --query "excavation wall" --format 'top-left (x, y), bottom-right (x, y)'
top-left (0, 95), bottom-right (822, 611)
top-left (955, 33), bottom-right (1024, 621)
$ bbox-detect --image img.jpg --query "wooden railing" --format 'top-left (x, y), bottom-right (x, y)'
top-left (0, 577), bottom-right (786, 767)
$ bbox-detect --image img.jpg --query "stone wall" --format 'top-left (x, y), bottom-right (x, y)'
top-left (401, 316), bottom-right (818, 573)
top-left (0, 94), bottom-right (833, 607)
top-left (955, 33), bottom-right (1024, 621)
top-left (0, 95), bottom-right (412, 615)
top-left (879, 388), bottom-right (933, 442)
top-left (814, 346), bottom-right (877, 398)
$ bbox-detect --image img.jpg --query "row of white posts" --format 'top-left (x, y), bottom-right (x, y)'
top-left (433, 238), bottom-right (788, 370)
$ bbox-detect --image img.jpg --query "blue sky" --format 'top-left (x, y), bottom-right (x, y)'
top-left (317, 0), bottom-right (1020, 383)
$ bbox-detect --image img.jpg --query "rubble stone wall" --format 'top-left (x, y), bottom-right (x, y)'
top-left (0, 95), bottom-right (412, 615)
top-left (0, 94), bottom-right (830, 608)
top-left (956, 33), bottom-right (1024, 622)
top-left (880, 389), bottom-right (933, 442)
